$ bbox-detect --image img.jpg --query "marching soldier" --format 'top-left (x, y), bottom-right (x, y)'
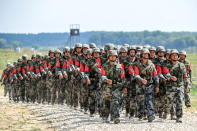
top-left (100, 50), bottom-right (125, 124)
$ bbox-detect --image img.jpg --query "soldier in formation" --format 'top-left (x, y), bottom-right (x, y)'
top-left (0, 43), bottom-right (192, 124)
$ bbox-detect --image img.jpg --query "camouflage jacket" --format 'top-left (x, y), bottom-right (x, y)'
top-left (163, 61), bottom-right (188, 87)
top-left (101, 61), bottom-right (125, 90)
top-left (0, 68), bottom-right (12, 83)
top-left (135, 60), bottom-right (159, 86)
top-left (87, 57), bottom-right (102, 79)
top-left (179, 59), bottom-right (192, 81)
top-left (47, 57), bottom-right (56, 73)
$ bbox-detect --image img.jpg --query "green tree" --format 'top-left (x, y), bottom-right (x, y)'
top-left (0, 38), bottom-right (7, 48)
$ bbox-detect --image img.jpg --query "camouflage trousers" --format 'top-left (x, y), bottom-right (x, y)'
top-left (11, 82), bottom-right (20, 102)
top-left (163, 86), bottom-right (184, 118)
top-left (184, 84), bottom-right (191, 106)
top-left (101, 87), bottom-right (122, 119)
top-left (154, 84), bottom-right (166, 115)
top-left (4, 83), bottom-right (12, 100)
top-left (20, 81), bottom-right (26, 102)
top-left (36, 79), bottom-right (45, 103)
top-left (65, 80), bottom-right (73, 106)
top-left (58, 79), bottom-right (67, 104)
top-left (136, 85), bottom-right (155, 118)
top-left (71, 80), bottom-right (80, 108)
top-left (46, 77), bottom-right (54, 104)
top-left (79, 85), bottom-right (89, 111)
top-left (51, 79), bottom-right (61, 104)
top-left (25, 80), bottom-right (31, 103)
top-left (128, 83), bottom-right (137, 117)
top-left (88, 82), bottom-right (99, 115)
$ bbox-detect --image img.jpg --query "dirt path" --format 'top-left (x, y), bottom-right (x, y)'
top-left (0, 89), bottom-right (197, 131)
top-left (0, 90), bottom-right (54, 131)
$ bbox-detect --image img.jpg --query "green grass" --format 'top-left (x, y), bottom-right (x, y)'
top-left (187, 54), bottom-right (197, 66)
top-left (0, 49), bottom-right (46, 72)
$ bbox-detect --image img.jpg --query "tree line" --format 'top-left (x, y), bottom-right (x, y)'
top-left (0, 31), bottom-right (197, 51)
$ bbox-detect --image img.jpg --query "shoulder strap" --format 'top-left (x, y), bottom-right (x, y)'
top-left (141, 61), bottom-right (154, 73)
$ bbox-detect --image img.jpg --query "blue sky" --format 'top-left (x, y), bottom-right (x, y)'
top-left (0, 0), bottom-right (197, 33)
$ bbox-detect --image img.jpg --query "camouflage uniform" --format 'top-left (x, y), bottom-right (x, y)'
top-left (0, 64), bottom-right (12, 100)
top-left (118, 47), bottom-right (130, 117)
top-left (179, 50), bottom-right (192, 107)
top-left (134, 49), bottom-right (159, 122)
top-left (47, 54), bottom-right (57, 104)
top-left (100, 50), bottom-right (125, 124)
top-left (86, 48), bottom-right (103, 116)
top-left (151, 47), bottom-right (167, 118)
top-left (20, 55), bottom-right (29, 102)
top-left (61, 48), bottom-right (74, 106)
top-left (162, 49), bottom-right (189, 122)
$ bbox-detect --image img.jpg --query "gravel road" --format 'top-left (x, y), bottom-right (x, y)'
top-left (1, 92), bottom-right (197, 131)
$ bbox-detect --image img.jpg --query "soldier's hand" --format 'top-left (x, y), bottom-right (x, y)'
top-left (171, 76), bottom-right (177, 81)
top-left (59, 75), bottom-right (63, 79)
top-left (123, 88), bottom-right (128, 94)
top-left (63, 74), bottom-right (68, 78)
top-left (141, 79), bottom-right (147, 85)
top-left (184, 88), bottom-right (189, 93)
top-left (155, 87), bottom-right (159, 93)
top-left (86, 79), bottom-right (91, 85)
top-left (106, 79), bottom-right (112, 85)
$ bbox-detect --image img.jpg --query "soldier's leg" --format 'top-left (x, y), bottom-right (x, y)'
top-left (8, 84), bottom-right (12, 101)
top-left (111, 90), bottom-right (121, 124)
top-left (184, 86), bottom-right (191, 107)
top-left (170, 103), bottom-right (176, 120)
top-left (41, 80), bottom-right (47, 103)
top-left (129, 96), bottom-right (137, 118)
top-left (16, 82), bottom-right (20, 102)
top-left (73, 86), bottom-right (79, 108)
top-left (51, 81), bottom-right (57, 105)
top-left (89, 89), bottom-right (96, 116)
top-left (136, 94), bottom-right (145, 120)
top-left (175, 88), bottom-right (184, 123)
top-left (31, 82), bottom-right (37, 103)
top-left (101, 97), bottom-right (111, 122)
top-left (37, 80), bottom-right (42, 104)
top-left (163, 88), bottom-right (176, 119)
top-left (83, 88), bottom-right (89, 113)
top-left (20, 81), bottom-right (26, 102)
top-left (79, 85), bottom-right (83, 110)
top-left (58, 80), bottom-right (66, 105)
top-left (145, 86), bottom-right (155, 122)
top-left (129, 86), bottom-right (137, 118)
top-left (72, 80), bottom-right (79, 108)
top-left (125, 95), bottom-right (130, 117)
top-left (4, 84), bottom-right (8, 97)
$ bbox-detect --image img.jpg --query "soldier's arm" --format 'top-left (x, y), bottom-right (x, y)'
top-left (100, 67), bottom-right (110, 83)
top-left (133, 65), bottom-right (144, 82)
top-left (0, 70), bottom-right (6, 82)
top-left (156, 65), bottom-right (166, 80)
top-left (182, 64), bottom-right (189, 89)
top-left (153, 72), bottom-right (159, 88)
top-left (162, 66), bottom-right (173, 80)
top-left (188, 62), bottom-right (192, 83)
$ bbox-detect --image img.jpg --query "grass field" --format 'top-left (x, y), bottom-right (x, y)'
top-left (0, 49), bottom-right (46, 72)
